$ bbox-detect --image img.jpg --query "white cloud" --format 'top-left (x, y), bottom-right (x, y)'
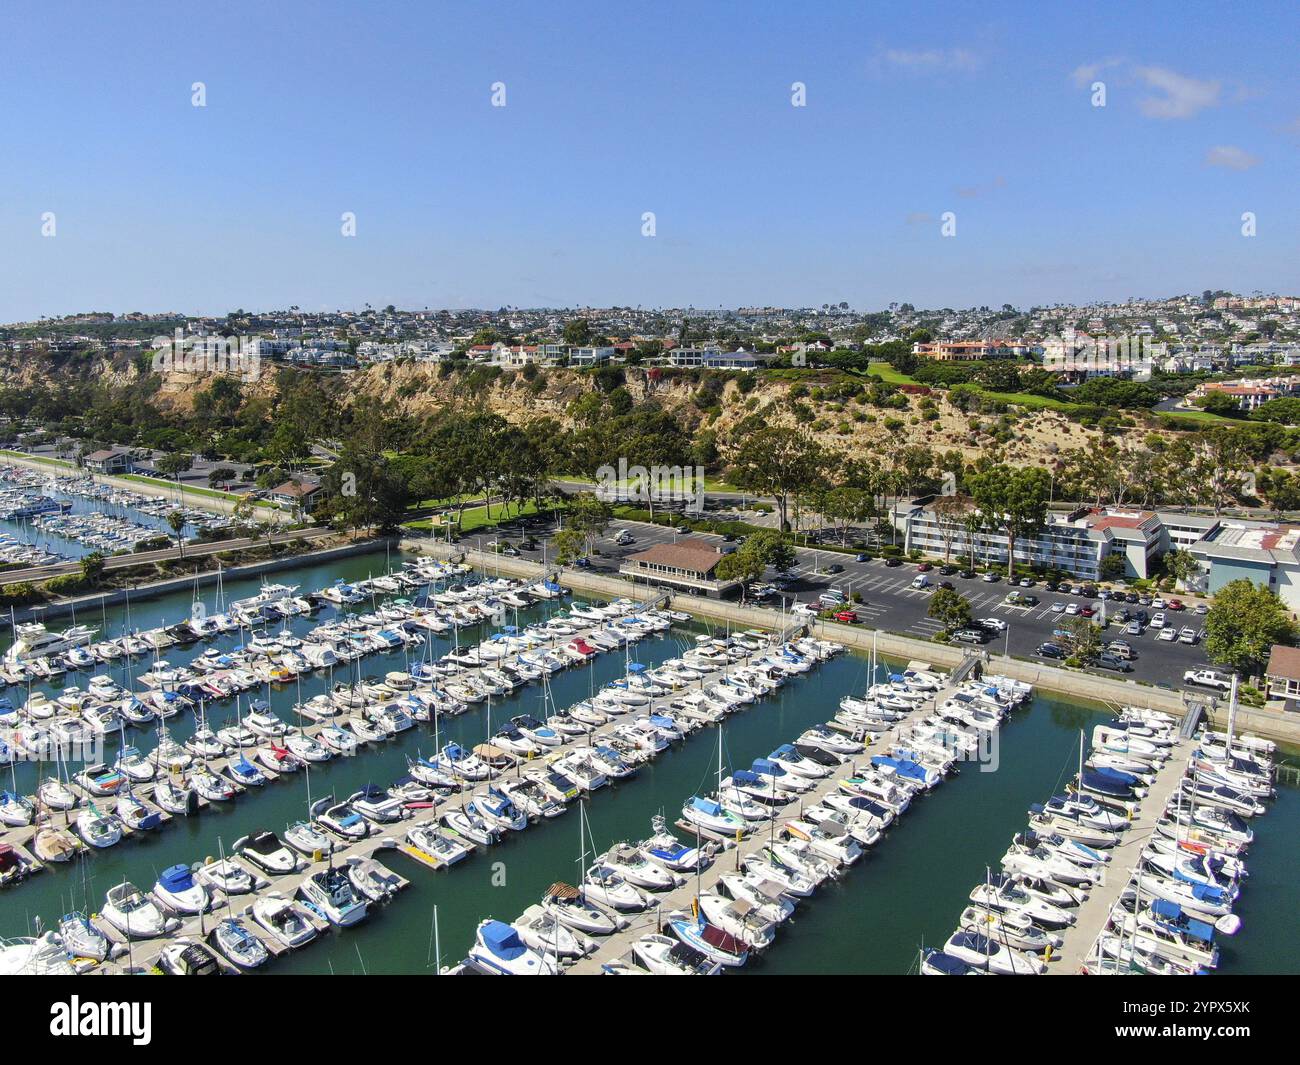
top-left (1071, 58), bottom-right (1123, 88)
top-left (1205, 145), bottom-right (1260, 171)
top-left (1135, 65), bottom-right (1220, 119)
top-left (880, 47), bottom-right (982, 74)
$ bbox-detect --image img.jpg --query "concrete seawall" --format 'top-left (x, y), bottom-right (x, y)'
top-left (403, 536), bottom-right (1300, 746)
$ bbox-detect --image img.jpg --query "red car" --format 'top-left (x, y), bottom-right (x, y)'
top-left (1167, 599), bottom-right (1184, 611)
top-left (1080, 606), bottom-right (1095, 617)
top-left (835, 610), bottom-right (859, 623)
top-left (916, 562), bottom-right (933, 572)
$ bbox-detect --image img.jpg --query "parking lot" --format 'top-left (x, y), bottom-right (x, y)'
top-left (467, 513), bottom-right (1216, 691)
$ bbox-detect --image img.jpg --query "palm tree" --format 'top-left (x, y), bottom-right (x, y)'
top-left (166, 510), bottom-right (186, 558)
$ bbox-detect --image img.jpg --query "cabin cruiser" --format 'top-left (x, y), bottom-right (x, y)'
top-left (194, 858), bottom-right (255, 896)
top-left (631, 933), bottom-right (722, 975)
top-left (541, 882), bottom-right (623, 936)
top-left (442, 805), bottom-right (498, 846)
top-left (668, 914), bottom-right (749, 968)
top-left (582, 864), bottom-right (649, 912)
top-left (153, 777), bottom-right (198, 816)
top-left (512, 905), bottom-right (587, 960)
top-left (348, 784), bottom-right (406, 825)
top-left (299, 866), bottom-right (368, 926)
top-left (468, 919), bottom-right (560, 975)
top-left (153, 864), bottom-right (212, 915)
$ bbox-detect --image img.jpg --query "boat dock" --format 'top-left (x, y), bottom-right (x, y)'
top-left (1045, 735), bottom-right (1191, 974)
top-left (564, 665), bottom-right (977, 974)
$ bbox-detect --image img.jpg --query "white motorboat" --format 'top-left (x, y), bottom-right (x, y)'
top-left (153, 863), bottom-right (212, 915)
top-left (235, 830), bottom-right (299, 875)
top-left (468, 919), bottom-right (560, 975)
top-left (942, 929), bottom-right (1045, 975)
top-left (210, 917), bottom-right (269, 969)
top-left (75, 805), bottom-right (123, 849)
top-left (252, 893), bottom-right (318, 949)
top-left (102, 881), bottom-right (169, 939)
top-left (298, 866), bottom-right (368, 926)
top-left (541, 882), bottom-right (624, 936)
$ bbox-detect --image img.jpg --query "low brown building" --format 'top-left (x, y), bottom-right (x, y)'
top-left (1264, 644), bottom-right (1300, 711)
top-left (619, 537), bottom-right (738, 597)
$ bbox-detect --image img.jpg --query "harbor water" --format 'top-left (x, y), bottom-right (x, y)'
top-left (2, 547), bottom-right (1295, 974)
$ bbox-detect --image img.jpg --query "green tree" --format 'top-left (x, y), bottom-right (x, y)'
top-left (1066, 616), bottom-right (1101, 663)
top-left (1204, 579), bottom-right (1297, 678)
top-left (728, 426), bottom-right (828, 533)
top-left (927, 587), bottom-right (972, 635)
top-left (566, 492), bottom-right (612, 554)
top-left (552, 527), bottom-right (586, 564)
top-left (968, 465), bottom-right (1050, 578)
top-left (1164, 549), bottom-right (1200, 590)
top-left (79, 551), bottom-right (106, 585)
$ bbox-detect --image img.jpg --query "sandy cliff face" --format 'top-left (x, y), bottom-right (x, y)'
top-left (2, 350), bottom-right (1099, 466)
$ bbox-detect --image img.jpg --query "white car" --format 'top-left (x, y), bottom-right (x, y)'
top-left (792, 602), bottom-right (819, 618)
top-left (1149, 612), bottom-right (1166, 629)
top-left (1064, 603), bottom-right (1080, 616)
top-left (1157, 627), bottom-right (1177, 642)
top-left (1151, 597), bottom-right (1166, 609)
top-left (1049, 602), bottom-right (1065, 613)
top-left (1178, 627), bottom-right (1198, 644)
top-left (978, 617), bottom-right (1007, 633)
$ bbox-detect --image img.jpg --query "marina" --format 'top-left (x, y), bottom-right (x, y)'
top-left (0, 546), bottom-right (1295, 976)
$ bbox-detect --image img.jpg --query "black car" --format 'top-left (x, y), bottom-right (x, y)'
top-left (826, 563), bottom-right (844, 574)
top-left (958, 569), bottom-right (976, 579)
top-left (1037, 642), bottom-right (1066, 659)
top-left (939, 564), bottom-right (958, 576)
top-left (938, 580), bottom-right (955, 590)
top-left (1081, 585), bottom-right (1098, 598)
top-left (722, 533), bottom-right (736, 542)
top-left (1045, 581), bottom-right (1060, 592)
top-left (1058, 583), bottom-right (1072, 594)
top-left (1125, 593), bottom-right (1139, 604)
top-left (884, 557), bottom-right (903, 567)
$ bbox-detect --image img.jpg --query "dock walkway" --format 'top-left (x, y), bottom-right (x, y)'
top-left (1046, 737), bottom-right (1189, 974)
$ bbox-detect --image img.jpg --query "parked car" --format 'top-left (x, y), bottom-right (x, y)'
top-left (938, 580), bottom-right (955, 591)
top-left (825, 563), bottom-right (844, 575)
top-left (958, 569), bottom-right (976, 579)
top-left (939, 564), bottom-right (958, 576)
top-left (911, 575), bottom-right (932, 590)
top-left (614, 532), bottom-right (635, 546)
top-left (1167, 599), bottom-right (1184, 611)
top-left (917, 562), bottom-right (933, 572)
top-left (1019, 578), bottom-right (1035, 588)
top-left (1156, 627), bottom-right (1177, 642)
top-left (834, 610), bottom-right (858, 623)
top-left (952, 629), bottom-right (988, 645)
top-left (884, 557), bottom-right (903, 567)
top-left (1194, 603), bottom-right (1209, 615)
top-left (1050, 602), bottom-right (1065, 613)
top-left (1096, 654), bottom-right (1132, 673)
top-left (1037, 642), bottom-right (1066, 659)
top-left (981, 573), bottom-right (1000, 583)
top-left (818, 591), bottom-right (847, 607)
top-left (978, 617), bottom-right (1007, 633)
top-left (1064, 603), bottom-right (1080, 616)
top-left (1106, 641), bottom-right (1134, 660)
top-left (1178, 627), bottom-right (1198, 644)
top-left (1080, 606), bottom-right (1095, 618)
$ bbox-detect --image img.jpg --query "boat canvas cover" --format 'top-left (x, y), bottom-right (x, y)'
top-left (1080, 769), bottom-right (1132, 797)
top-left (926, 950), bottom-right (974, 975)
top-left (699, 921), bottom-right (747, 956)
top-left (1150, 899), bottom-right (1214, 942)
top-left (481, 921), bottom-right (527, 960)
top-left (731, 770), bottom-right (761, 787)
top-left (751, 759), bottom-right (785, 777)
top-left (0, 845), bottom-right (18, 873)
top-left (691, 797), bottom-right (724, 817)
top-left (158, 864), bottom-right (195, 892)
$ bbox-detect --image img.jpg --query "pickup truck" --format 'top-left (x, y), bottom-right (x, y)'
top-left (1184, 669), bottom-right (1231, 691)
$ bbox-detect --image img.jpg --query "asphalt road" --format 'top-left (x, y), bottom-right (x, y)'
top-left (469, 513), bottom-right (1215, 690)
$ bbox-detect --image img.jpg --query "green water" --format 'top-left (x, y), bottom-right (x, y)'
top-left (2, 548), bottom-right (1295, 975)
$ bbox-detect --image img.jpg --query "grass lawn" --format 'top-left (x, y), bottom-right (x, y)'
top-left (405, 498), bottom-right (560, 535)
top-left (119, 473), bottom-right (278, 507)
top-left (1157, 409), bottom-right (1239, 425)
top-left (864, 361), bottom-right (921, 385)
top-left (0, 449), bottom-right (73, 468)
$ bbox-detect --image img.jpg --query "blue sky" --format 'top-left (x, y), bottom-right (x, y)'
top-left (2, 0), bottom-right (1297, 319)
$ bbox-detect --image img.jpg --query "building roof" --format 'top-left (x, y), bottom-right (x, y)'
top-left (627, 538), bottom-right (724, 575)
top-left (270, 479), bottom-right (321, 498)
top-left (85, 448), bottom-right (128, 461)
top-left (1265, 644), bottom-right (1300, 681)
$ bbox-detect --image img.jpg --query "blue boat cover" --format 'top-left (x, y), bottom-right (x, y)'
top-left (158, 864), bottom-right (194, 891)
top-left (480, 920), bottom-right (527, 959)
top-left (691, 797), bottom-right (724, 816)
top-left (925, 950), bottom-right (974, 975)
top-left (751, 758), bottom-right (784, 776)
top-left (1151, 899), bottom-right (1214, 941)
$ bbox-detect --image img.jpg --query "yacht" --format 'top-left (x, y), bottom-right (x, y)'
top-left (5, 622), bottom-right (97, 664)
top-left (102, 882), bottom-right (168, 939)
top-left (298, 866), bottom-right (368, 926)
top-left (252, 893), bottom-right (318, 949)
top-left (467, 919), bottom-right (559, 975)
top-left (152, 864), bottom-right (212, 915)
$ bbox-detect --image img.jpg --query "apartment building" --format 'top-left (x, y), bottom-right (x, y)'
top-left (911, 340), bottom-right (1029, 361)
